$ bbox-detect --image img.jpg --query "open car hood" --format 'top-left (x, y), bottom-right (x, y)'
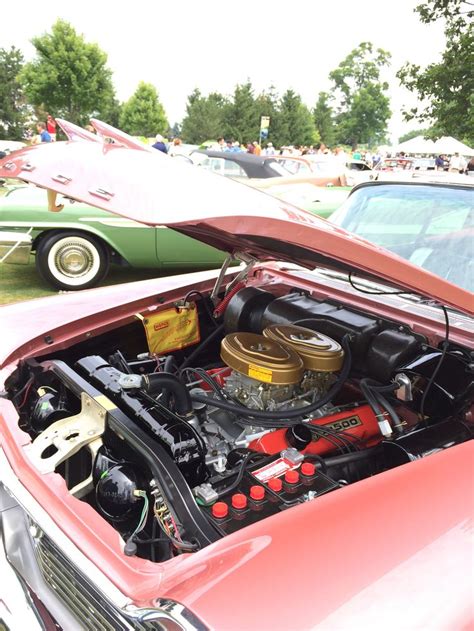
top-left (0, 123), bottom-right (472, 315)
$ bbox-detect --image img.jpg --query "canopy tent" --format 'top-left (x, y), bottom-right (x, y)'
top-left (394, 136), bottom-right (436, 154)
top-left (433, 136), bottom-right (474, 157)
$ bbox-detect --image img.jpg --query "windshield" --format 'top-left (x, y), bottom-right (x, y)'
top-left (330, 184), bottom-right (474, 292)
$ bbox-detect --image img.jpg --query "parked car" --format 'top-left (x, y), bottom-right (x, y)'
top-left (0, 129), bottom-right (472, 631)
top-left (0, 185), bottom-right (226, 290)
top-left (330, 180), bottom-right (474, 292)
top-left (345, 158), bottom-right (376, 186)
top-left (192, 150), bottom-right (347, 186)
top-left (190, 150), bottom-right (348, 213)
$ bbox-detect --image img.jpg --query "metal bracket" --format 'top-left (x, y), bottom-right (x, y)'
top-left (89, 187), bottom-right (114, 201)
top-left (24, 392), bottom-right (106, 475)
top-left (395, 373), bottom-right (413, 402)
top-left (51, 174), bottom-right (72, 185)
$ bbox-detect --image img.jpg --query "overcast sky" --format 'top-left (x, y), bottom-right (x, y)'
top-left (4, 0), bottom-right (444, 142)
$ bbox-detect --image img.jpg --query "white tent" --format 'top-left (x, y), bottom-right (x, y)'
top-left (394, 136), bottom-right (436, 154)
top-left (433, 136), bottom-right (474, 157)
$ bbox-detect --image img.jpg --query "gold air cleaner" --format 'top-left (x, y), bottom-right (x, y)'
top-left (221, 332), bottom-right (304, 385)
top-left (263, 324), bottom-right (344, 372)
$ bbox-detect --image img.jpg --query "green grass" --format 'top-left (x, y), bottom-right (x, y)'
top-left (0, 257), bottom-right (170, 305)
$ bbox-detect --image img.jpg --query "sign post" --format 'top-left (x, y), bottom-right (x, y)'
top-left (259, 116), bottom-right (270, 146)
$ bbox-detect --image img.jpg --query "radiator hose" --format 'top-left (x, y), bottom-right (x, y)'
top-left (142, 372), bottom-right (193, 417)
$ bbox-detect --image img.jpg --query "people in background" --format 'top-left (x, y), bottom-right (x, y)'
top-left (448, 152), bottom-right (465, 173)
top-left (36, 122), bottom-right (52, 143)
top-left (263, 142), bottom-right (276, 156)
top-left (46, 114), bottom-right (57, 141)
top-left (435, 154), bottom-right (446, 170)
top-left (253, 141), bottom-right (262, 156)
top-left (152, 134), bottom-right (168, 153)
top-left (169, 138), bottom-right (184, 156)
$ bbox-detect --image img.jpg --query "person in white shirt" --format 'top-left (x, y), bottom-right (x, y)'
top-left (263, 142), bottom-right (276, 156)
top-left (448, 152), bottom-right (465, 172)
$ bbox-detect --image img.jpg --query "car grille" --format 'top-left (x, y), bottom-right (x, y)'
top-left (32, 527), bottom-right (163, 631)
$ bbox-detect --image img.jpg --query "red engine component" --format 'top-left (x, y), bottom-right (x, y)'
top-left (248, 404), bottom-right (381, 456)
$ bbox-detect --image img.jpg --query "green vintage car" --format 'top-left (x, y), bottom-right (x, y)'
top-left (0, 185), bottom-right (226, 290)
top-left (0, 182), bottom-right (345, 291)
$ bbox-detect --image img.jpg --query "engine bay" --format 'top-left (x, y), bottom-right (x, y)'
top-left (6, 284), bottom-right (473, 561)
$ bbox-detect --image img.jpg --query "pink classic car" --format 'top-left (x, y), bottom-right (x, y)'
top-left (0, 123), bottom-right (472, 630)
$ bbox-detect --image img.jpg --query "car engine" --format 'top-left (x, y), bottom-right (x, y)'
top-left (7, 285), bottom-right (473, 561)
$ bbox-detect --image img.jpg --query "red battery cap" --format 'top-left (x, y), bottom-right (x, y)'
top-left (285, 470), bottom-right (300, 484)
top-left (301, 462), bottom-right (316, 477)
top-left (268, 477), bottom-right (283, 492)
top-left (231, 493), bottom-right (248, 510)
top-left (250, 485), bottom-right (265, 501)
top-left (212, 502), bottom-right (229, 519)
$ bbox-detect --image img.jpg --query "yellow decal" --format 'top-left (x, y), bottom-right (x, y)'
top-left (94, 395), bottom-right (117, 411)
top-left (142, 303), bottom-right (200, 355)
top-left (248, 363), bottom-right (273, 383)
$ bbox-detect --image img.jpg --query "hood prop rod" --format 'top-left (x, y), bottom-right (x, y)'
top-left (210, 252), bottom-right (256, 307)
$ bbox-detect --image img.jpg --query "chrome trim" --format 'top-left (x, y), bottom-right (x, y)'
top-left (0, 449), bottom-right (130, 608)
top-left (0, 512), bottom-right (44, 631)
top-left (0, 448), bottom-right (206, 630)
top-left (128, 600), bottom-right (207, 630)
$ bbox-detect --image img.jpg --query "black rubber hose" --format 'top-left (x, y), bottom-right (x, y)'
top-left (323, 446), bottom-right (381, 468)
top-left (215, 453), bottom-right (258, 500)
top-left (163, 355), bottom-right (178, 373)
top-left (360, 379), bottom-right (384, 418)
top-left (373, 390), bottom-right (403, 434)
top-left (300, 453), bottom-right (328, 473)
top-left (180, 324), bottom-right (225, 370)
top-left (361, 378), bottom-right (398, 394)
top-left (190, 335), bottom-right (352, 422)
top-left (360, 378), bottom-right (400, 435)
top-left (161, 356), bottom-right (179, 408)
top-left (142, 372), bottom-right (193, 416)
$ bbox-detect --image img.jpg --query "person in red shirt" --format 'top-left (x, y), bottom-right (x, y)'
top-left (46, 114), bottom-right (57, 141)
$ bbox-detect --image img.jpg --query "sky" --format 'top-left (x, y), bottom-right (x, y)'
top-left (3, 0), bottom-right (445, 142)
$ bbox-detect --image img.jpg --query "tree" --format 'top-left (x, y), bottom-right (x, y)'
top-left (223, 81), bottom-right (259, 143)
top-left (336, 83), bottom-right (391, 146)
top-left (313, 92), bottom-right (336, 146)
top-left (20, 19), bottom-right (116, 125)
top-left (277, 90), bottom-right (319, 147)
top-left (100, 97), bottom-right (122, 128)
top-left (397, 1), bottom-right (474, 145)
top-left (119, 82), bottom-right (168, 137)
top-left (329, 42), bottom-right (391, 146)
top-left (0, 47), bottom-right (27, 140)
top-left (181, 89), bottom-right (227, 143)
top-left (168, 122), bottom-right (182, 139)
top-left (398, 128), bottom-right (431, 143)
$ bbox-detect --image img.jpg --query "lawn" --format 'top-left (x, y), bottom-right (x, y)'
top-left (0, 257), bottom-right (169, 305)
